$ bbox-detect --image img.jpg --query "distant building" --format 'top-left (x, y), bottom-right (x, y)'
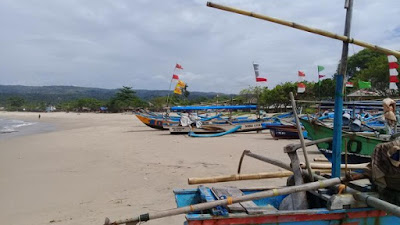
top-left (347, 90), bottom-right (380, 101)
top-left (46, 106), bottom-right (56, 112)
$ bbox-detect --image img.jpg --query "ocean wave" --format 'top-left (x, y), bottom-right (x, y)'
top-left (0, 119), bottom-right (36, 133)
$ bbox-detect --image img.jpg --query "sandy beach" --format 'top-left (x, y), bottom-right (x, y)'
top-left (0, 112), bottom-right (320, 225)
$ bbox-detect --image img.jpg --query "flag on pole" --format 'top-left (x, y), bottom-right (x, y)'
top-left (175, 64), bottom-right (183, 69)
top-left (297, 71), bottom-right (306, 93)
top-left (253, 63), bottom-right (267, 82)
top-left (174, 86), bottom-right (182, 95)
top-left (317, 65), bottom-right (325, 80)
top-left (345, 82), bottom-right (354, 88)
top-left (358, 81), bottom-right (371, 89)
top-left (297, 83), bottom-right (306, 93)
top-left (177, 80), bottom-right (186, 88)
top-left (172, 74), bottom-right (179, 80)
top-left (388, 55), bottom-right (399, 90)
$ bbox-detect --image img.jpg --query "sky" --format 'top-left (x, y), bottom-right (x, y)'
top-left (0, 0), bottom-right (399, 94)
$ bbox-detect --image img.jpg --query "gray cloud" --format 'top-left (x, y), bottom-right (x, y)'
top-left (0, 0), bottom-right (399, 93)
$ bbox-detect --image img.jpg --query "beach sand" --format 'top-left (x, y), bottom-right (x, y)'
top-left (0, 112), bottom-right (321, 225)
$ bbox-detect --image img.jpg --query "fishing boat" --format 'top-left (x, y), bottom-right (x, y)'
top-left (301, 118), bottom-right (386, 163)
top-left (105, 1), bottom-right (400, 224)
top-left (135, 113), bottom-right (178, 130)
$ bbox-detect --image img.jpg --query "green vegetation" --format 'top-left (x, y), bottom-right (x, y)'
top-left (0, 49), bottom-right (397, 113)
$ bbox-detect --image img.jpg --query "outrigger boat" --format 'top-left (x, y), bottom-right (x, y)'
top-left (301, 118), bottom-right (386, 164)
top-left (105, 1), bottom-right (400, 224)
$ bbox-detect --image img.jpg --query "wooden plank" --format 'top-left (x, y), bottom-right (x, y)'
top-left (211, 187), bottom-right (245, 212)
top-left (212, 187), bottom-right (268, 214)
top-left (198, 186), bottom-right (228, 216)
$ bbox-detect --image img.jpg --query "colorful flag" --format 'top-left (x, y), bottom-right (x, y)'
top-left (318, 75), bottom-right (325, 79)
top-left (358, 81), bottom-right (371, 89)
top-left (174, 87), bottom-right (182, 95)
top-left (253, 63), bottom-right (267, 82)
top-left (177, 80), bottom-right (186, 88)
top-left (388, 55), bottom-right (399, 90)
top-left (297, 83), bottom-right (306, 93)
top-left (175, 64), bottom-right (183, 69)
top-left (346, 82), bottom-right (354, 88)
top-left (317, 65), bottom-right (325, 72)
top-left (172, 74), bottom-right (179, 80)
top-left (297, 71), bottom-right (306, 93)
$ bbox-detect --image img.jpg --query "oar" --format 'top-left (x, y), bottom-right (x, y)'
top-left (104, 177), bottom-right (343, 225)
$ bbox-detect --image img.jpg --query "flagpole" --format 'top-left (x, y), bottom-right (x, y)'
top-left (318, 66), bottom-right (321, 101)
top-left (166, 65), bottom-right (177, 109)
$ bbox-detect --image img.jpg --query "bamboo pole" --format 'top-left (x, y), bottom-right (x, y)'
top-left (105, 177), bottom-right (342, 225)
top-left (188, 171), bottom-right (293, 184)
top-left (300, 162), bottom-right (368, 170)
top-left (289, 92), bottom-right (313, 181)
top-left (206, 2), bottom-right (400, 58)
top-left (313, 157), bottom-right (329, 162)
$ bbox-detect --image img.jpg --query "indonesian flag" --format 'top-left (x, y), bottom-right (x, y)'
top-left (346, 82), bottom-right (354, 88)
top-left (253, 63), bottom-right (267, 82)
top-left (297, 83), bottom-right (306, 93)
top-left (388, 55), bottom-right (399, 90)
top-left (297, 71), bottom-right (306, 93)
top-left (175, 64), bottom-right (183, 69)
top-left (172, 74), bottom-right (179, 80)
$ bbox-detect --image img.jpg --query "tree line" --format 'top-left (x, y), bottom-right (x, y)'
top-left (3, 48), bottom-right (397, 113)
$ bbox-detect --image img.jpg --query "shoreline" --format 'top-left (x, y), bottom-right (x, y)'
top-left (0, 112), bottom-right (320, 225)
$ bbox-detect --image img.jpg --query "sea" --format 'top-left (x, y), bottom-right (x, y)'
top-left (0, 118), bottom-right (55, 140)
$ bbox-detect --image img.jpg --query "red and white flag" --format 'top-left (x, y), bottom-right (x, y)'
top-left (172, 74), bottom-right (179, 80)
top-left (297, 83), bottom-right (306, 93)
top-left (297, 71), bottom-right (305, 93)
top-left (388, 55), bottom-right (399, 90)
top-left (253, 63), bottom-right (267, 82)
top-left (346, 82), bottom-right (354, 88)
top-left (175, 63), bottom-right (183, 69)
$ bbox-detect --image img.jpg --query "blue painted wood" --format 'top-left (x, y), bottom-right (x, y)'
top-left (198, 186), bottom-right (228, 216)
top-left (332, 74), bottom-right (344, 178)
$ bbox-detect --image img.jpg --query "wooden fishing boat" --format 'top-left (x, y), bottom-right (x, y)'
top-left (135, 113), bottom-right (177, 130)
top-left (267, 124), bottom-right (304, 139)
top-left (301, 118), bottom-right (386, 163)
top-left (174, 186), bottom-right (399, 225)
top-left (168, 121), bottom-right (263, 134)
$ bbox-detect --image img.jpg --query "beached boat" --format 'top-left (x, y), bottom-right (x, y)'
top-left (301, 118), bottom-right (386, 163)
top-left (135, 113), bottom-right (178, 130)
top-left (174, 186), bottom-right (399, 225)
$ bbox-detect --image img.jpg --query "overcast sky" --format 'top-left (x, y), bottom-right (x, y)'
top-left (0, 0), bottom-right (399, 93)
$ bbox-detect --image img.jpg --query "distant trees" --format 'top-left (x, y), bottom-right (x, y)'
top-left (107, 86), bottom-right (146, 112)
top-left (340, 48), bottom-right (396, 95)
top-left (6, 96), bottom-right (26, 111)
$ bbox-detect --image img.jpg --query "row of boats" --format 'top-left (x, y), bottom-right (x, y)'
top-left (105, 2), bottom-right (399, 225)
top-left (135, 101), bottom-right (395, 164)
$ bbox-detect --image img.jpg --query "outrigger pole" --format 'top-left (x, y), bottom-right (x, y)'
top-left (206, 2), bottom-right (400, 58)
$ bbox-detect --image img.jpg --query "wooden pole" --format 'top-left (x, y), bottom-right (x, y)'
top-left (188, 171), bottom-right (293, 184)
top-left (300, 162), bottom-right (368, 170)
top-left (332, 0), bottom-right (353, 178)
top-left (289, 92), bottom-right (313, 180)
top-left (105, 177), bottom-right (342, 225)
top-left (206, 2), bottom-right (400, 58)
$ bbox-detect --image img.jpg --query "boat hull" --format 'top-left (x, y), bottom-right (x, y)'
top-left (135, 114), bottom-right (175, 130)
top-left (169, 122), bottom-right (263, 134)
top-left (300, 118), bottom-right (384, 163)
